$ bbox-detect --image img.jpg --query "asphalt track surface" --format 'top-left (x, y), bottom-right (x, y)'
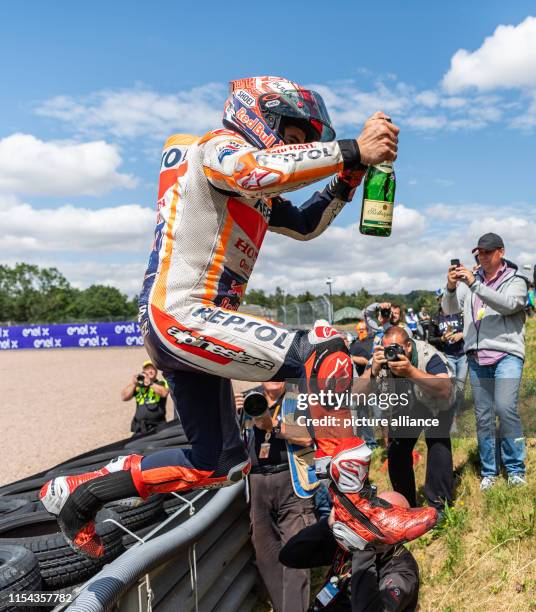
top-left (1, 347), bottom-right (254, 486)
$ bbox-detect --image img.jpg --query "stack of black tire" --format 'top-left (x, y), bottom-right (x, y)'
top-left (0, 420), bottom-right (191, 611)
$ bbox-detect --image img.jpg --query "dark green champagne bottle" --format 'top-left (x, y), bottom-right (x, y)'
top-left (359, 161), bottom-right (395, 237)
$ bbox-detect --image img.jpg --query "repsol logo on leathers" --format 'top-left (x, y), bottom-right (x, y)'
top-left (191, 307), bottom-right (290, 349)
top-left (256, 147), bottom-right (332, 165)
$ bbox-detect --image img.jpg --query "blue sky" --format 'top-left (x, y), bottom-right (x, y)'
top-left (0, 2), bottom-right (535, 295)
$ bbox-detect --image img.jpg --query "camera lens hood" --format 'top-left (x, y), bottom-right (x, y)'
top-left (243, 391), bottom-right (269, 418)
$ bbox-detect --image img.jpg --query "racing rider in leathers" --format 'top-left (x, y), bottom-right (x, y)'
top-left (40, 76), bottom-right (437, 558)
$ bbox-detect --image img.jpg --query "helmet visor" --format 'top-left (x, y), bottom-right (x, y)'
top-left (259, 89), bottom-right (336, 142)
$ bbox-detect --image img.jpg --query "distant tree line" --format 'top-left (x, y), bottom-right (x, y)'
top-left (0, 263), bottom-right (439, 325)
top-left (245, 286), bottom-right (438, 316)
top-left (0, 263), bottom-right (138, 324)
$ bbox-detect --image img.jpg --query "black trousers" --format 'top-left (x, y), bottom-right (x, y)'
top-left (388, 404), bottom-right (455, 510)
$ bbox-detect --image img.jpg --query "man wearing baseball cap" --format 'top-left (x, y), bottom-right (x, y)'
top-left (442, 233), bottom-right (529, 490)
top-left (121, 360), bottom-right (170, 435)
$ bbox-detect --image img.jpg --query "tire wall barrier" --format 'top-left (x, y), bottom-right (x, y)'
top-left (61, 482), bottom-right (258, 612)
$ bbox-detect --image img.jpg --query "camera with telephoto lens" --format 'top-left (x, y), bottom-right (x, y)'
top-left (136, 373), bottom-right (148, 387)
top-left (243, 391), bottom-right (269, 418)
top-left (379, 306), bottom-right (391, 319)
top-left (384, 343), bottom-right (405, 362)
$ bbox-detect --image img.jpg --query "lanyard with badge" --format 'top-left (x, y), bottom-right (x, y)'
top-left (311, 547), bottom-right (352, 609)
top-left (258, 402), bottom-right (281, 459)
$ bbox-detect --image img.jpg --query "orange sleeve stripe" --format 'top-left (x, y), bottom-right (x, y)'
top-left (151, 184), bottom-right (180, 311)
top-left (232, 151), bottom-right (343, 192)
top-left (197, 129), bottom-right (240, 145)
top-left (203, 166), bottom-right (238, 190)
top-left (197, 132), bottom-right (215, 146)
top-left (201, 213), bottom-right (234, 304)
top-left (284, 161), bottom-right (343, 185)
top-left (163, 134), bottom-right (199, 148)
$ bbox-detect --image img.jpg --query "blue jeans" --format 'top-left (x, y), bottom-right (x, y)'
top-left (355, 404), bottom-right (379, 449)
top-left (314, 481), bottom-right (332, 519)
top-left (468, 354), bottom-right (526, 478)
top-left (446, 354), bottom-right (468, 415)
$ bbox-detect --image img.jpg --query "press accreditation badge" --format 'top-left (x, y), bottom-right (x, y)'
top-left (259, 442), bottom-right (271, 459)
top-left (316, 581), bottom-right (340, 606)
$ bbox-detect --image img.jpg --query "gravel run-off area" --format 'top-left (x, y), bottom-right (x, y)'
top-left (0, 347), bottom-right (255, 486)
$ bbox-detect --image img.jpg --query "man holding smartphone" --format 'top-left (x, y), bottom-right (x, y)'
top-left (442, 233), bottom-right (529, 490)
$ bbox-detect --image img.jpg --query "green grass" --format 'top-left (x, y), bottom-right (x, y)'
top-left (254, 319), bottom-right (536, 611)
top-left (369, 318), bottom-right (536, 611)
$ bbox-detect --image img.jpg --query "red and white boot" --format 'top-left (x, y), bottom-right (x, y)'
top-left (40, 455), bottom-right (143, 558)
top-left (40, 448), bottom-right (251, 558)
top-left (328, 439), bottom-right (438, 551)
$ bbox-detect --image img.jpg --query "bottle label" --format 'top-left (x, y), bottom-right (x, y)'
top-left (362, 199), bottom-right (394, 228)
top-left (373, 162), bottom-right (393, 173)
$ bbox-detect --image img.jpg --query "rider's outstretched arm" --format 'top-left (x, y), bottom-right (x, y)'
top-left (201, 130), bottom-right (364, 198)
top-left (267, 168), bottom-right (366, 241)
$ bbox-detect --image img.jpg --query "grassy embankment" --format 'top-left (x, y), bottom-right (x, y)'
top-left (370, 316), bottom-right (536, 611)
top-left (255, 319), bottom-right (535, 611)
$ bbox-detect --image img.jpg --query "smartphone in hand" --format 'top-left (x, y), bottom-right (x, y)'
top-left (450, 258), bottom-right (461, 267)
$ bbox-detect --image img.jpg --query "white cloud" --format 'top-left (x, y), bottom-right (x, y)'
top-left (36, 84), bottom-right (225, 140)
top-left (510, 92), bottom-right (536, 129)
top-left (35, 74), bottom-right (527, 140)
top-left (310, 80), bottom-right (414, 128)
top-left (442, 16), bottom-right (536, 93)
top-left (404, 114), bottom-right (448, 130)
top-left (36, 80), bottom-right (505, 144)
top-left (248, 204), bottom-right (535, 295)
top-left (426, 201), bottom-right (534, 222)
top-left (467, 216), bottom-right (536, 254)
top-left (440, 97), bottom-right (467, 109)
top-left (1, 195), bottom-right (533, 298)
top-left (0, 134), bottom-right (136, 196)
top-left (309, 80), bottom-right (507, 133)
top-left (0, 195), bottom-right (154, 253)
top-left (414, 90), bottom-right (440, 108)
top-left (62, 261), bottom-right (147, 295)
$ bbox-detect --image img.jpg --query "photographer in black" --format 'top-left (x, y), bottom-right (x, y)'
top-left (361, 327), bottom-right (454, 513)
top-left (121, 360), bottom-right (170, 435)
top-left (279, 491), bottom-right (420, 611)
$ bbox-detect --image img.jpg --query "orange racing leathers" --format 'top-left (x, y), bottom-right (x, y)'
top-left (139, 128), bottom-right (365, 381)
top-left (39, 129), bottom-right (439, 560)
top-left (135, 128), bottom-right (365, 490)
